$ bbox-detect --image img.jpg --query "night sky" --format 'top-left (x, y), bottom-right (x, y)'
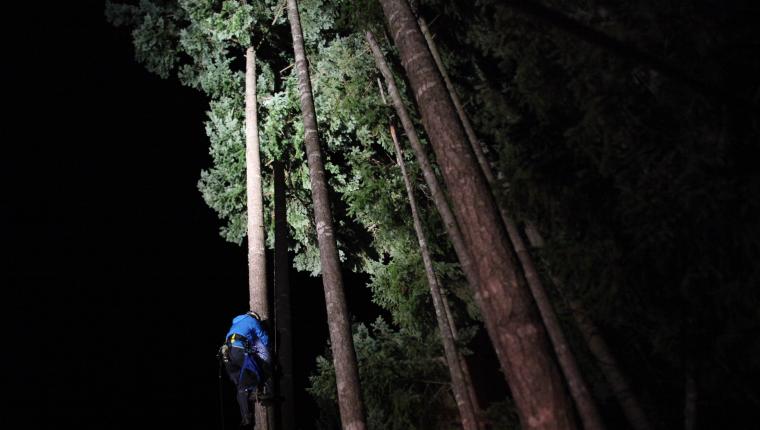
top-left (6, 1), bottom-right (385, 428)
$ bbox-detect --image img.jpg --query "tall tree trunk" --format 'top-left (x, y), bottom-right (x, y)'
top-left (369, 33), bottom-right (485, 425)
top-left (286, 2), bottom-right (366, 429)
top-left (245, 47), bottom-right (273, 430)
top-left (377, 2), bottom-right (576, 428)
top-left (417, 17), bottom-right (605, 430)
top-left (390, 124), bottom-right (480, 430)
top-left (274, 160), bottom-right (295, 430)
top-left (416, 18), bottom-right (491, 190)
top-left (365, 30), bottom-right (480, 321)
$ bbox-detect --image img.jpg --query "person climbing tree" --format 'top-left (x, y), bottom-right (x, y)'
top-left (221, 311), bottom-right (275, 429)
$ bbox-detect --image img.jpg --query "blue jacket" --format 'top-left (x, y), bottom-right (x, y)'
top-left (226, 313), bottom-right (270, 354)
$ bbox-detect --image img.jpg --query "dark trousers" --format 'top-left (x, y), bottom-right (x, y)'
top-left (225, 347), bottom-right (260, 426)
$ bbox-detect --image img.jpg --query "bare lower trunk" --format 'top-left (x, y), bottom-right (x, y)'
top-left (419, 17), bottom-right (605, 430)
top-left (286, 1), bottom-right (366, 429)
top-left (274, 160), bottom-right (295, 430)
top-left (568, 299), bottom-right (654, 430)
top-left (377, 2), bottom-right (576, 428)
top-left (245, 47), bottom-right (272, 429)
top-left (390, 124), bottom-right (479, 430)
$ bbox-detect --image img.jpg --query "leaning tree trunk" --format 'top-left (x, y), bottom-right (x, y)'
top-left (390, 123), bottom-right (479, 430)
top-left (377, 2), bottom-right (576, 428)
top-left (244, 47), bottom-right (273, 430)
top-left (370, 31), bottom-right (487, 425)
top-left (366, 30), bottom-right (480, 326)
top-left (567, 300), bottom-right (655, 430)
top-left (274, 160), bottom-right (295, 430)
top-left (286, 1), bottom-right (366, 429)
top-left (441, 292), bottom-right (482, 419)
top-left (418, 17), bottom-right (605, 430)
top-left (524, 224), bottom-right (654, 430)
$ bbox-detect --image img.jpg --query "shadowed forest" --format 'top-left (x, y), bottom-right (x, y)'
top-left (7, 0), bottom-right (758, 429)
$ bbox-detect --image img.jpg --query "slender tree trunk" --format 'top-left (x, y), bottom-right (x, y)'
top-left (274, 160), bottom-right (295, 430)
top-left (377, 2), bottom-right (576, 428)
top-left (390, 124), bottom-right (479, 430)
top-left (286, 2), bottom-right (366, 429)
top-left (568, 299), bottom-right (654, 430)
top-left (366, 30), bottom-right (480, 319)
top-left (416, 18), bottom-right (491, 190)
top-left (419, 17), bottom-right (606, 430)
top-left (441, 292), bottom-right (482, 423)
top-left (525, 225), bottom-right (655, 430)
top-left (244, 47), bottom-right (273, 430)
top-left (369, 34), bottom-right (485, 426)
top-left (508, 221), bottom-right (605, 430)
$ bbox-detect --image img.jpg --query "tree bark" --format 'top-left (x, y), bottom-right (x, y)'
top-left (274, 160), bottom-right (295, 430)
top-left (365, 30), bottom-right (480, 319)
top-left (377, 2), bottom-right (576, 428)
top-left (419, 17), bottom-right (606, 430)
top-left (286, 1), bottom-right (366, 429)
top-left (245, 47), bottom-right (273, 430)
top-left (390, 124), bottom-right (480, 430)
top-left (416, 18), bottom-right (491, 191)
top-left (369, 33), bottom-right (485, 426)
top-left (418, 18), bottom-right (604, 430)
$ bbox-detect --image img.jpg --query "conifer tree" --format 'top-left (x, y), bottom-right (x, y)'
top-left (377, 1), bottom-right (577, 428)
top-left (418, 16), bottom-right (605, 430)
top-left (389, 122), bottom-right (480, 430)
top-left (286, 1), bottom-right (367, 428)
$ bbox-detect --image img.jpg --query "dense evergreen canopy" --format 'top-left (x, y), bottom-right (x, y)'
top-left (107, 0), bottom-right (759, 428)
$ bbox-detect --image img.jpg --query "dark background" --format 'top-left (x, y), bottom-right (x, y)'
top-left (5, 1), bottom-right (385, 428)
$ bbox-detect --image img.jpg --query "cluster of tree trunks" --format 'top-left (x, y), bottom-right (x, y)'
top-left (258, 1), bottom-right (663, 430)
top-left (374, 3), bottom-right (659, 430)
top-left (389, 122), bottom-right (481, 430)
top-left (377, 0), bottom-right (577, 428)
top-left (419, 15), bottom-right (605, 430)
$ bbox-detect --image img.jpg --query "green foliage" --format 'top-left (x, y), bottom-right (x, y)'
top-left (106, 0), bottom-right (183, 78)
top-left (109, 0), bottom-right (760, 427)
top-left (308, 318), bottom-right (459, 430)
top-left (198, 94), bottom-right (247, 242)
top-left (107, 0), bottom-right (493, 425)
